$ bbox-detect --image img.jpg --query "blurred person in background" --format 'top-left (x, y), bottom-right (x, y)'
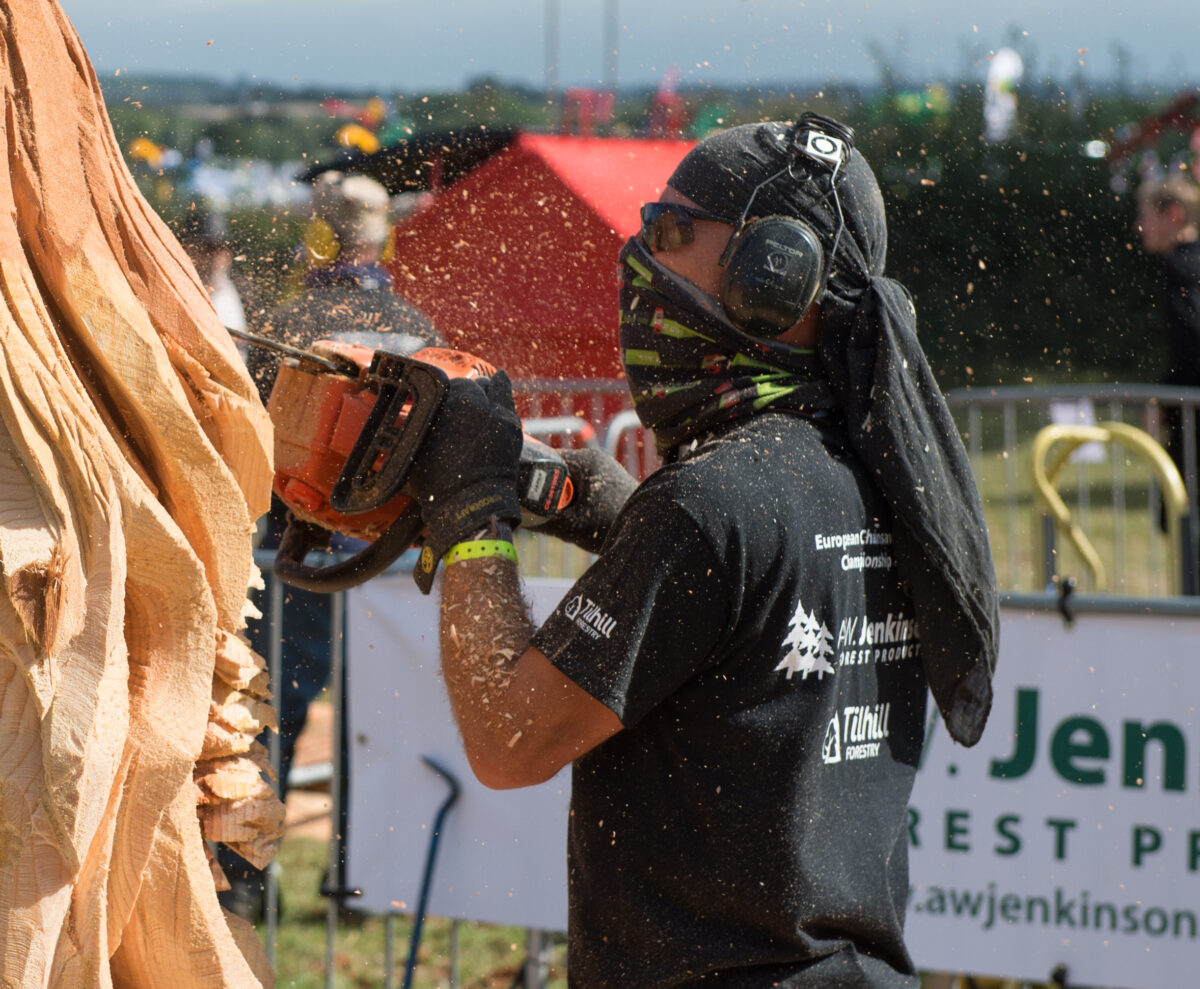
top-left (1137, 171), bottom-right (1200, 483)
top-left (178, 206), bottom-right (250, 360)
top-left (221, 171), bottom-right (444, 922)
top-left (246, 170), bottom-right (442, 387)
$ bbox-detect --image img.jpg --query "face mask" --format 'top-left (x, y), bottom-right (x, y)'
top-left (617, 236), bottom-right (832, 457)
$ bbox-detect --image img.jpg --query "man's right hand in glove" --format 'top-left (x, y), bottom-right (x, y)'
top-left (532, 447), bottom-right (637, 553)
top-left (405, 371), bottom-right (524, 592)
top-left (410, 371), bottom-right (625, 789)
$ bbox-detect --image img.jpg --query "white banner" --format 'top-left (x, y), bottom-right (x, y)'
top-left (906, 605), bottom-right (1200, 988)
top-left (344, 581), bottom-right (1200, 986)
top-left (344, 575), bottom-right (573, 928)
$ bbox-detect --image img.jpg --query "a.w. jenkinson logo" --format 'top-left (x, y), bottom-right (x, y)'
top-left (564, 594), bottom-right (617, 640)
top-left (775, 596), bottom-right (835, 681)
top-left (822, 703), bottom-right (892, 765)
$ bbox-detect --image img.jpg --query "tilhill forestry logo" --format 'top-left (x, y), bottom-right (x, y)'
top-left (822, 713), bottom-right (842, 764)
top-left (822, 703), bottom-right (892, 765)
top-left (563, 594), bottom-right (617, 641)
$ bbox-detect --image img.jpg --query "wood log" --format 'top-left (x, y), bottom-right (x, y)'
top-left (0, 2), bottom-right (281, 986)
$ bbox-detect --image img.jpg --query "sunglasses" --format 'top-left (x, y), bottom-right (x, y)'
top-left (640, 202), bottom-right (737, 251)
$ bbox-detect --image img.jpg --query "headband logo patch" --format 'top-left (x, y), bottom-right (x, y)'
top-left (801, 131), bottom-right (847, 168)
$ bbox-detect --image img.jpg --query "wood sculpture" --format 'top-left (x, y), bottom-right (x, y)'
top-left (0, 1), bottom-right (282, 985)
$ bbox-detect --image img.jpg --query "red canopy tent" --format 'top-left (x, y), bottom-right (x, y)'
top-left (386, 132), bottom-right (695, 384)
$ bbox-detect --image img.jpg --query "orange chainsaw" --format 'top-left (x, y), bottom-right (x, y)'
top-left (232, 330), bottom-right (573, 593)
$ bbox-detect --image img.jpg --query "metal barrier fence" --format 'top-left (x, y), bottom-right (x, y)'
top-left (944, 383), bottom-right (1200, 597)
top-left (516, 379), bottom-right (660, 481)
top-left (516, 414), bottom-right (602, 580)
top-left (520, 377), bottom-right (1200, 596)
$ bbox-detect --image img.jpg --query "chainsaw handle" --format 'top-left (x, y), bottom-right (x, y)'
top-left (330, 353), bottom-right (449, 516)
top-left (273, 509), bottom-right (425, 594)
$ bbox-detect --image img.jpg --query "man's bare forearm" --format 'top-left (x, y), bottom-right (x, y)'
top-left (439, 557), bottom-right (536, 754)
top-left (438, 556), bottom-right (624, 789)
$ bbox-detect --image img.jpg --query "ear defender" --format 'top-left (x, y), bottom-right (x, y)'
top-left (714, 113), bottom-right (853, 339)
top-left (718, 216), bottom-right (825, 338)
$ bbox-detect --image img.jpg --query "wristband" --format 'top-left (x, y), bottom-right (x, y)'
top-left (443, 539), bottom-right (518, 567)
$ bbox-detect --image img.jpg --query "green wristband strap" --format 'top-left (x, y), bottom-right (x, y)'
top-left (443, 539), bottom-right (518, 567)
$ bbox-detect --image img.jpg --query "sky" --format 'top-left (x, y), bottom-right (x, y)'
top-left (59, 0), bottom-right (1197, 94)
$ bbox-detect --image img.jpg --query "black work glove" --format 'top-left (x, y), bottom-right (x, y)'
top-left (406, 371), bottom-right (523, 592)
top-left (531, 446), bottom-right (637, 553)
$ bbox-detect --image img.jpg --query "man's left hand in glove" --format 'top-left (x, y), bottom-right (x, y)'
top-left (406, 371), bottom-right (524, 592)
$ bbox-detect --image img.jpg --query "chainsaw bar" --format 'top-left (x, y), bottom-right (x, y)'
top-left (226, 325), bottom-right (347, 375)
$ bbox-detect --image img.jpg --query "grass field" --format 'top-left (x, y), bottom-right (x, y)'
top-left (265, 836), bottom-right (567, 988)
top-left (261, 837), bottom-right (1059, 989)
top-left (263, 838), bottom-right (1044, 988)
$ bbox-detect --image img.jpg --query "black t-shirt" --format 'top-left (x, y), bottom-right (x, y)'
top-left (533, 412), bottom-right (927, 988)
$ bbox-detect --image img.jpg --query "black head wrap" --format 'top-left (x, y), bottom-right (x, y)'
top-left (668, 118), bottom-right (999, 746)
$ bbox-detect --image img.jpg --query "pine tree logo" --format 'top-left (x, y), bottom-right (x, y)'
top-left (775, 597), bottom-right (836, 681)
top-left (821, 713), bottom-right (842, 764)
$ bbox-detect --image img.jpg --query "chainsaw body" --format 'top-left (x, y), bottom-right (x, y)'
top-left (267, 341), bottom-right (572, 592)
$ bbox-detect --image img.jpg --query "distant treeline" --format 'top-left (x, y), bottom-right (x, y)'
top-left (105, 74), bottom-right (1193, 386)
top-left (852, 86), bottom-right (1171, 389)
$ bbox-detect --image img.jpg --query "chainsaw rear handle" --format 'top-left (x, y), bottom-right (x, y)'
top-left (270, 348), bottom-right (574, 592)
top-left (273, 508), bottom-right (425, 594)
top-left (517, 436), bottom-right (573, 521)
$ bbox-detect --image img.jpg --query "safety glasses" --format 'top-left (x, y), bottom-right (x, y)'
top-left (640, 202), bottom-right (737, 251)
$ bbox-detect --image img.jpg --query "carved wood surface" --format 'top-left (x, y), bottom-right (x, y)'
top-left (0, 2), bottom-right (281, 985)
